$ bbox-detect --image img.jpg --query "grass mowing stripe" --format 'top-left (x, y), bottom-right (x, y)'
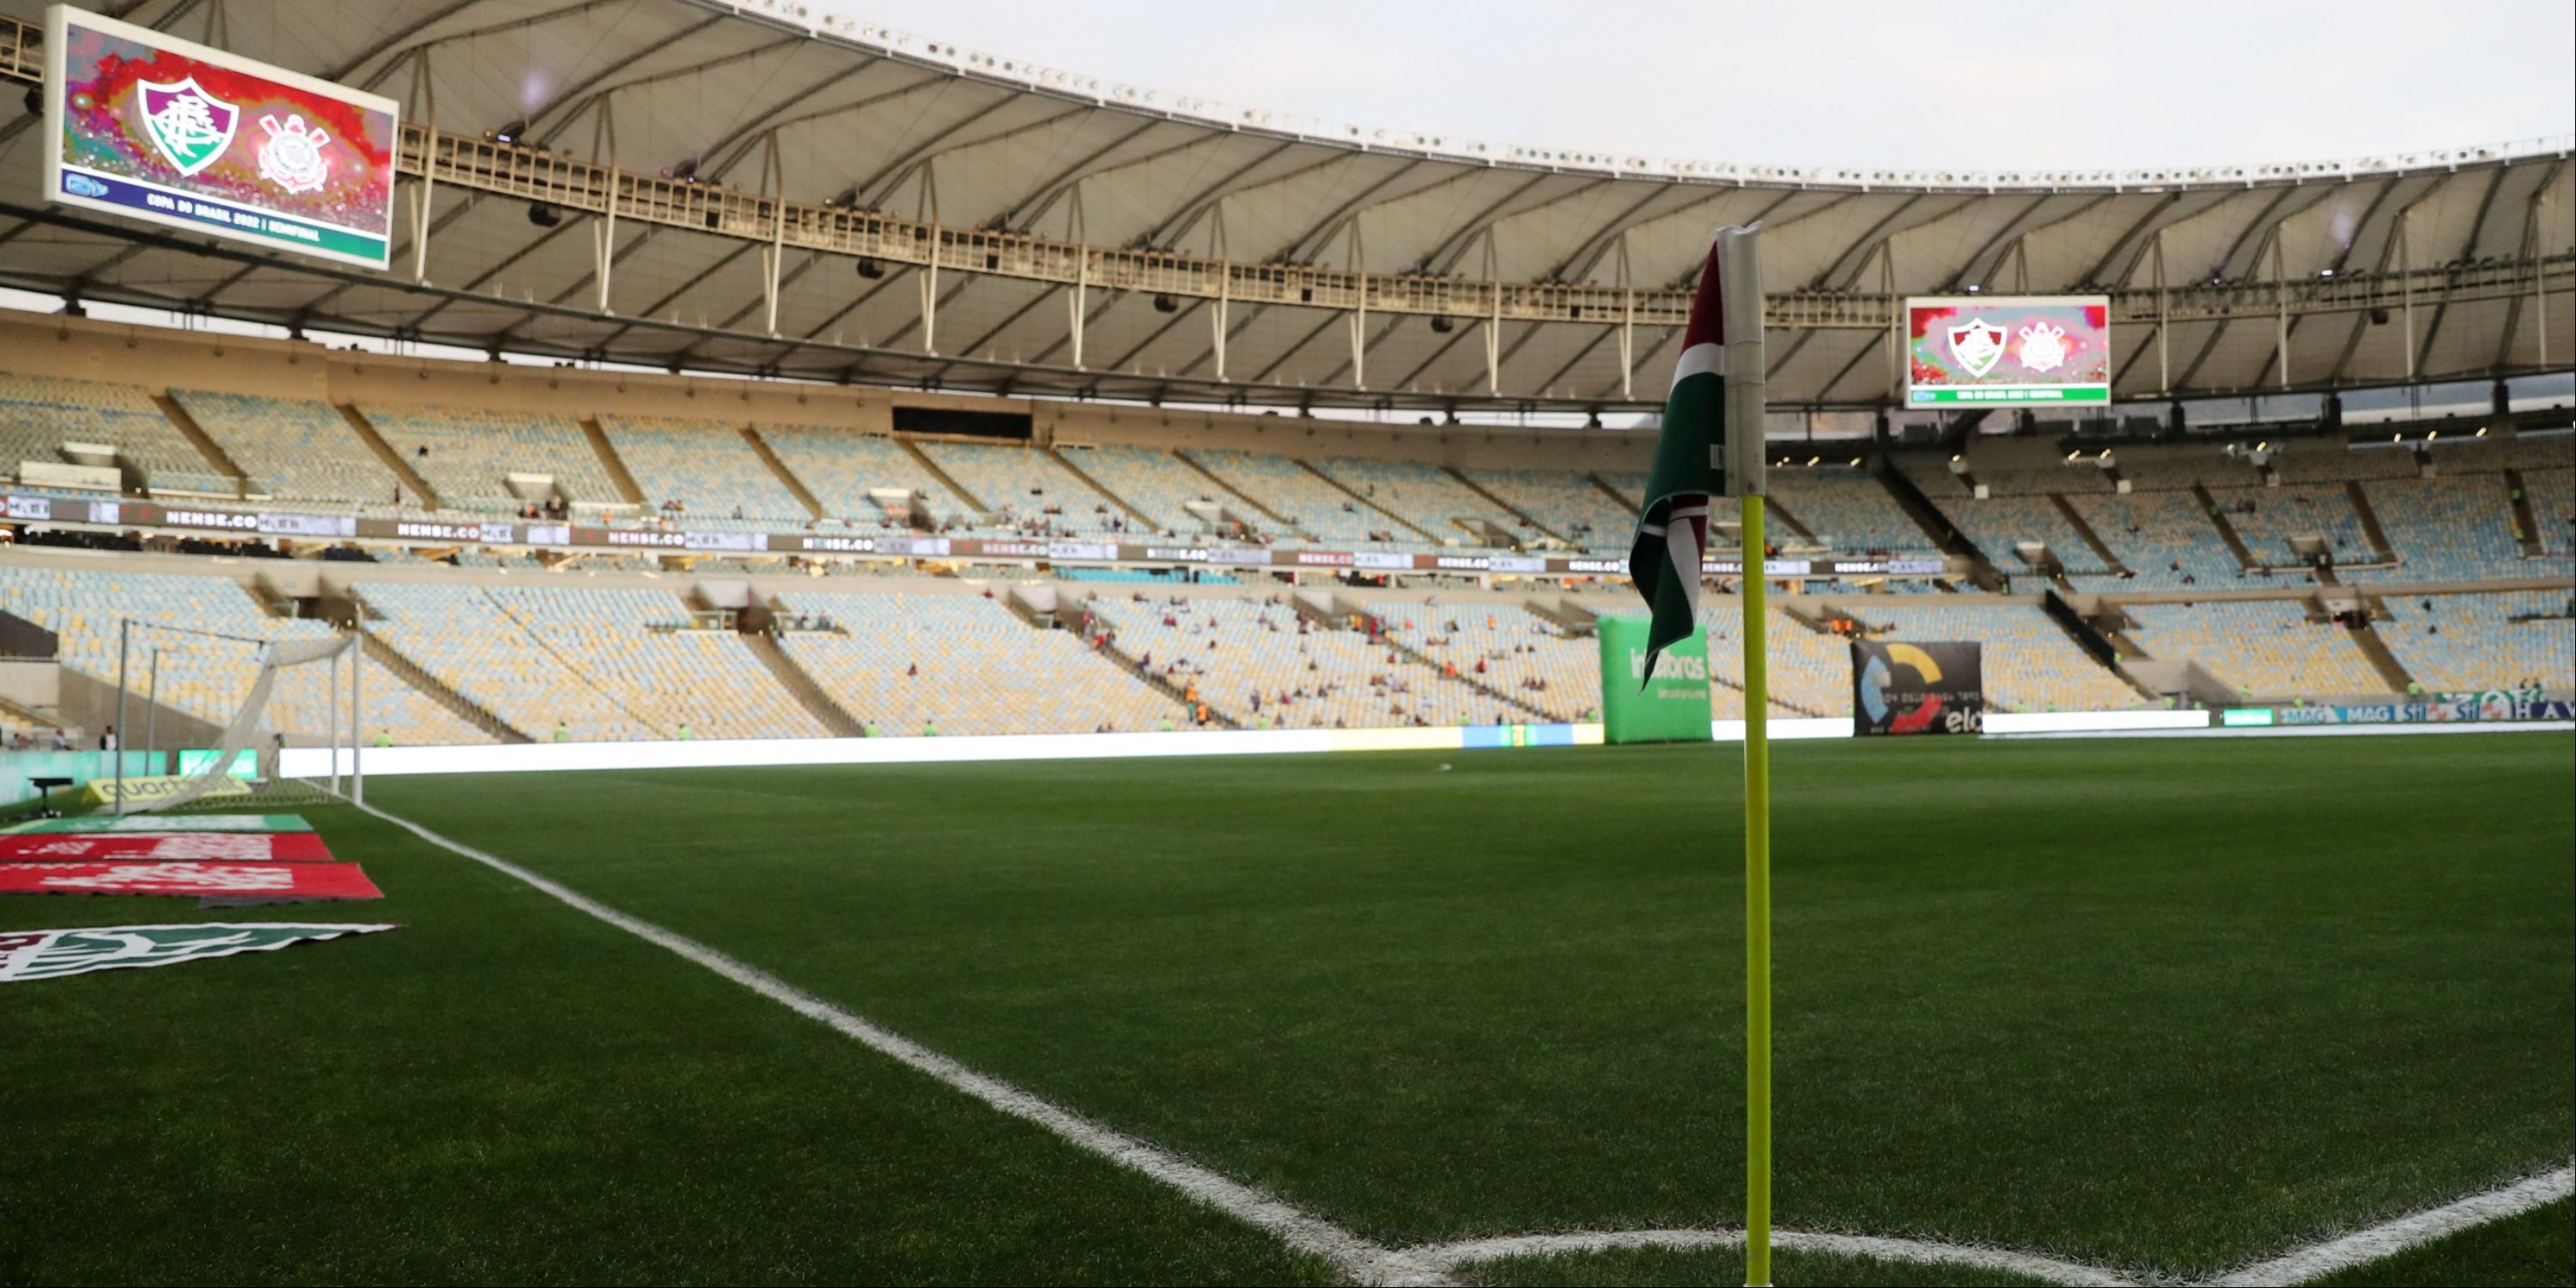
top-left (2211, 1166), bottom-right (2573, 1286)
top-left (348, 795), bottom-right (1458, 1288)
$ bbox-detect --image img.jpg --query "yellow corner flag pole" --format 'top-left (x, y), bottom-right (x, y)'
top-left (1708, 222), bottom-right (1773, 1288)
top-left (1741, 493), bottom-right (1772, 1287)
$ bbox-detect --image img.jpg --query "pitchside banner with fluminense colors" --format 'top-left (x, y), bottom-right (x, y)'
top-left (1850, 640), bottom-right (1985, 736)
top-left (1905, 296), bottom-right (2111, 406)
top-left (43, 4), bottom-right (399, 269)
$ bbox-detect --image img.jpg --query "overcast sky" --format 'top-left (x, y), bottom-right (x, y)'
top-left (822, 0), bottom-right (2573, 171)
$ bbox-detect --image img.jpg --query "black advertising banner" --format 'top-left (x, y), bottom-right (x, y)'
top-left (1850, 641), bottom-right (1984, 736)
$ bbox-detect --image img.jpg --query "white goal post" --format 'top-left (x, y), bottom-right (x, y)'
top-left (110, 624), bottom-right (362, 815)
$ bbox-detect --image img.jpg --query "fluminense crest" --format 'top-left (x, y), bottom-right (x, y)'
top-left (137, 77), bottom-right (239, 177)
top-left (1947, 318), bottom-right (2008, 379)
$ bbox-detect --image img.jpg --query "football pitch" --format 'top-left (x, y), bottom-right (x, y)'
top-left (4, 732), bottom-right (2570, 1285)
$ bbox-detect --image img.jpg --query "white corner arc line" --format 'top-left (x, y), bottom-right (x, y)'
top-left (1402, 1228), bottom-right (2137, 1286)
top-left (348, 798), bottom-right (1459, 1288)
top-left (2208, 1165), bottom-right (2573, 1286)
top-left (1401, 1163), bottom-right (2576, 1286)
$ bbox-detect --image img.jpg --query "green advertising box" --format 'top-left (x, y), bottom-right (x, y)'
top-left (1598, 615), bottom-right (1713, 744)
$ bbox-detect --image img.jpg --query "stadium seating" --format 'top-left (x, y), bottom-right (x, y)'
top-left (598, 416), bottom-right (810, 524)
top-left (359, 580), bottom-right (659, 741)
top-left (2522, 469), bottom-right (2573, 558)
top-left (1929, 494), bottom-right (2118, 577)
top-left (1768, 467), bottom-right (1929, 553)
top-left (2348, 476), bottom-right (2524, 582)
top-left (2064, 490), bottom-right (2246, 590)
top-left (1692, 605), bottom-right (1853, 718)
top-left (2123, 600), bottom-right (2388, 698)
top-left (481, 585), bottom-right (825, 740)
top-left (1459, 468), bottom-right (1635, 550)
top-left (1054, 445), bottom-right (1225, 534)
top-left (1844, 602), bottom-right (2144, 713)
top-left (757, 424), bottom-right (974, 526)
top-left (1314, 457), bottom-right (1524, 546)
top-left (776, 591), bottom-right (1179, 735)
top-left (914, 441), bottom-right (1122, 536)
top-left (360, 404), bottom-right (623, 513)
top-left (361, 580), bottom-right (823, 740)
top-left (0, 564), bottom-right (483, 745)
top-left (2214, 485), bottom-right (2378, 567)
top-left (2375, 591), bottom-right (2576, 690)
top-left (1379, 605), bottom-right (1600, 720)
top-left (1091, 595), bottom-right (1502, 727)
top-left (173, 390), bottom-right (394, 506)
top-left (0, 374), bottom-right (234, 495)
top-left (1182, 449), bottom-right (1388, 544)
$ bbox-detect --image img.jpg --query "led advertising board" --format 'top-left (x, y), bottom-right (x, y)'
top-left (1905, 295), bottom-right (2111, 406)
top-left (43, 4), bottom-right (400, 269)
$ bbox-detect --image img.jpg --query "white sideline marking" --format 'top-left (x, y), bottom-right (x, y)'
top-left (346, 795), bottom-right (2571, 1288)
top-left (2208, 1165), bottom-right (2574, 1286)
top-left (347, 798), bottom-right (1458, 1288)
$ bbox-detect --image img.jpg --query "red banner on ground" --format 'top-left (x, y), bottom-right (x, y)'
top-left (0, 832), bottom-right (334, 863)
top-left (0, 861), bottom-right (382, 900)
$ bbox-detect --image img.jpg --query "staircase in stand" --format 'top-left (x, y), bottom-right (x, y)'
top-left (357, 631), bottom-right (530, 743)
top-left (739, 630), bottom-right (865, 737)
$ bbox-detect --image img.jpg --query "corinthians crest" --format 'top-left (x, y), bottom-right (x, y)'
top-left (1946, 318), bottom-right (2008, 379)
top-left (2017, 321), bottom-right (2071, 373)
top-left (137, 77), bottom-right (239, 177)
top-left (257, 112), bottom-right (332, 193)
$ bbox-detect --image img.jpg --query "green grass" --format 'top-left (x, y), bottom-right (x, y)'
top-left (2309, 1196), bottom-right (2573, 1286)
top-left (3, 732), bottom-right (2569, 1285)
top-left (0, 805), bottom-right (1330, 1286)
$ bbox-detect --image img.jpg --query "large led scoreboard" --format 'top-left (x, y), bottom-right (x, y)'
top-left (1905, 295), bottom-right (2112, 405)
top-left (41, 4), bottom-right (399, 270)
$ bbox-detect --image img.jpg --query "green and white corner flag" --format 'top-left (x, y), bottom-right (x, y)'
top-left (1627, 225), bottom-right (1766, 679)
top-left (1625, 224), bottom-right (1775, 1288)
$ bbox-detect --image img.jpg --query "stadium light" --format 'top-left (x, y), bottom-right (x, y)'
top-left (494, 119), bottom-right (528, 145)
top-left (854, 258), bottom-right (886, 280)
top-left (1965, 284), bottom-right (1980, 294)
top-left (1152, 294), bottom-right (1180, 313)
top-left (526, 203), bottom-right (562, 228)
top-left (2476, 427), bottom-right (2489, 436)
top-left (1429, 316), bottom-right (1455, 333)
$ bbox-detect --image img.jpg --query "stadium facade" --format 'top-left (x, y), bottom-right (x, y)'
top-left (0, 0), bottom-right (2567, 414)
top-left (0, 0), bottom-right (2565, 777)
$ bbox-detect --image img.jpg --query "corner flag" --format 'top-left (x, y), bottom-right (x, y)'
top-left (1625, 224), bottom-right (1774, 1288)
top-left (1627, 226), bottom-right (1766, 678)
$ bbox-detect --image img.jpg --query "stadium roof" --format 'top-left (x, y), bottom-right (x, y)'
top-left (0, 0), bottom-right (2568, 413)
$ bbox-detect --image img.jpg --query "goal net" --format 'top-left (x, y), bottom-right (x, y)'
top-left (107, 629), bottom-right (361, 816)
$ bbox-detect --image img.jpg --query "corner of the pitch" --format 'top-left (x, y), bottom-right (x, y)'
top-left (1353, 1249), bottom-right (1471, 1287)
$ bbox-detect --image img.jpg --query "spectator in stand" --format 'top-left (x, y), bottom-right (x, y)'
top-left (50, 728), bottom-right (71, 750)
